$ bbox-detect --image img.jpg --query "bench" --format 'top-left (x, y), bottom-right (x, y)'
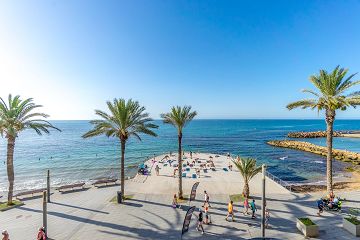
top-left (56, 182), bottom-right (85, 192)
top-left (14, 188), bottom-right (47, 199)
top-left (93, 179), bottom-right (118, 187)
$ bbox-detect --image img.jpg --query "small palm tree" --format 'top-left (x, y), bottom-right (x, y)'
top-left (160, 106), bottom-right (197, 199)
top-left (82, 99), bottom-right (158, 199)
top-left (0, 94), bottom-right (60, 205)
top-left (233, 157), bottom-right (262, 198)
top-left (287, 66), bottom-right (360, 194)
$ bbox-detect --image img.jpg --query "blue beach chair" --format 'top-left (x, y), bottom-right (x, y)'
top-left (182, 173), bottom-right (186, 178)
top-left (223, 168), bottom-right (228, 172)
top-left (192, 173), bottom-right (197, 178)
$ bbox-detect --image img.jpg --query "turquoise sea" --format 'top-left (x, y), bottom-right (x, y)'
top-left (0, 119), bottom-right (359, 192)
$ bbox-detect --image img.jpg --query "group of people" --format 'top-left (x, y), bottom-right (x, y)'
top-left (2, 227), bottom-right (47, 240)
top-left (172, 190), bottom-right (271, 235)
top-left (226, 197), bottom-right (268, 223)
top-left (317, 190), bottom-right (341, 216)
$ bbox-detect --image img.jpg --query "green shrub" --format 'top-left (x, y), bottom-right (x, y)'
top-left (345, 216), bottom-right (360, 225)
top-left (298, 218), bottom-right (316, 226)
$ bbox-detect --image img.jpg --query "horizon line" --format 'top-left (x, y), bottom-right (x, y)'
top-left (47, 118), bottom-right (360, 121)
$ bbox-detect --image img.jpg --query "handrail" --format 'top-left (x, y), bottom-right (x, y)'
top-left (265, 171), bottom-right (292, 192)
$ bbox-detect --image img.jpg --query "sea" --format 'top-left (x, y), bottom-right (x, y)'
top-left (1, 119), bottom-right (360, 192)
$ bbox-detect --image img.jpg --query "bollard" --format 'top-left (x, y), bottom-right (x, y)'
top-left (43, 191), bottom-right (47, 235)
top-left (47, 170), bottom-right (50, 203)
top-left (261, 164), bottom-right (266, 238)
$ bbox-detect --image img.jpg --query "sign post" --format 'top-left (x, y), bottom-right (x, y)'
top-left (181, 206), bottom-right (196, 239)
top-left (42, 191), bottom-right (47, 235)
top-left (261, 164), bottom-right (266, 238)
top-left (47, 170), bottom-right (50, 203)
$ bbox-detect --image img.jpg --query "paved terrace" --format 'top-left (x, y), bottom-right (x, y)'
top-left (0, 153), bottom-right (358, 239)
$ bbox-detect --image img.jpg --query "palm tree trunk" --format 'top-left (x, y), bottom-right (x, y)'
top-left (243, 180), bottom-right (250, 198)
top-left (6, 136), bottom-right (15, 205)
top-left (178, 132), bottom-right (183, 199)
top-left (325, 109), bottom-right (335, 194)
top-left (120, 138), bottom-right (126, 200)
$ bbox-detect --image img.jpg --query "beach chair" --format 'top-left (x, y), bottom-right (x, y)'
top-left (223, 168), bottom-right (228, 172)
top-left (192, 173), bottom-right (197, 178)
top-left (203, 169), bottom-right (208, 173)
top-left (164, 163), bottom-right (168, 167)
top-left (186, 167), bottom-right (190, 171)
top-left (182, 173), bottom-right (187, 178)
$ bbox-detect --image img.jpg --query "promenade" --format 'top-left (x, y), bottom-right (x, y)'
top-left (0, 153), bottom-right (358, 239)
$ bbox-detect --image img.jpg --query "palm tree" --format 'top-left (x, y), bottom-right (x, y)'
top-left (160, 106), bottom-right (197, 199)
top-left (287, 66), bottom-right (360, 194)
top-left (0, 94), bottom-right (60, 205)
top-left (233, 157), bottom-right (262, 198)
top-left (82, 98), bottom-right (158, 200)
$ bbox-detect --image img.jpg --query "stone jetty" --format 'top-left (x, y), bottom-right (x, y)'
top-left (287, 131), bottom-right (344, 138)
top-left (267, 140), bottom-right (360, 170)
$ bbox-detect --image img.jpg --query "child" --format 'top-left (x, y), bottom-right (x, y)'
top-left (317, 199), bottom-right (324, 216)
top-left (172, 194), bottom-right (179, 208)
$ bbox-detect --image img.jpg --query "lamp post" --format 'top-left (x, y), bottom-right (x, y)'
top-left (261, 164), bottom-right (266, 238)
top-left (47, 170), bottom-right (50, 203)
top-left (42, 191), bottom-right (47, 235)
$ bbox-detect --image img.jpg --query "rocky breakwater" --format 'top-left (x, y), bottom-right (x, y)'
top-left (287, 131), bottom-right (344, 138)
top-left (267, 140), bottom-right (360, 171)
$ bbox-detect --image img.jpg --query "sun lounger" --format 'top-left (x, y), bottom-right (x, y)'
top-left (192, 174), bottom-right (197, 178)
top-left (14, 188), bottom-right (47, 199)
top-left (223, 168), bottom-right (228, 172)
top-left (203, 169), bottom-right (208, 173)
top-left (164, 163), bottom-right (168, 167)
top-left (182, 173), bottom-right (186, 178)
top-left (211, 168), bottom-right (216, 171)
top-left (93, 179), bottom-right (117, 187)
top-left (56, 182), bottom-right (85, 192)
top-left (186, 167), bottom-right (190, 171)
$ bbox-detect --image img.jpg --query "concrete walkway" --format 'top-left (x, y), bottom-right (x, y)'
top-left (0, 153), bottom-right (359, 239)
top-left (0, 185), bottom-right (358, 239)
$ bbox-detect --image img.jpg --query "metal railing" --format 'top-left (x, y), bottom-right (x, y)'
top-left (265, 171), bottom-right (292, 192)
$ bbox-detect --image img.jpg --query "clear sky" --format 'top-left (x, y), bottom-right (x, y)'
top-left (1, 0), bottom-right (360, 120)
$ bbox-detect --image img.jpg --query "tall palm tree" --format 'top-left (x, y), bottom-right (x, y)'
top-left (0, 94), bottom-right (60, 205)
top-left (82, 98), bottom-right (158, 200)
top-left (160, 106), bottom-right (197, 199)
top-left (287, 66), bottom-right (360, 194)
top-left (233, 157), bottom-right (262, 198)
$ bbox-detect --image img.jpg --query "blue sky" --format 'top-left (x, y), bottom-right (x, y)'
top-left (1, 0), bottom-right (360, 119)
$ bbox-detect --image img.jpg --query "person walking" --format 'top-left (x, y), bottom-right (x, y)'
top-left (203, 191), bottom-right (211, 207)
top-left (317, 199), bottom-right (324, 216)
top-left (37, 227), bottom-right (46, 240)
top-left (203, 202), bottom-right (211, 224)
top-left (265, 207), bottom-right (270, 228)
top-left (243, 197), bottom-right (250, 215)
top-left (172, 194), bottom-right (180, 208)
top-left (225, 200), bottom-right (235, 221)
top-left (2, 230), bottom-right (9, 240)
top-left (196, 210), bottom-right (205, 234)
top-left (155, 165), bottom-right (160, 176)
top-left (249, 199), bottom-right (257, 219)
